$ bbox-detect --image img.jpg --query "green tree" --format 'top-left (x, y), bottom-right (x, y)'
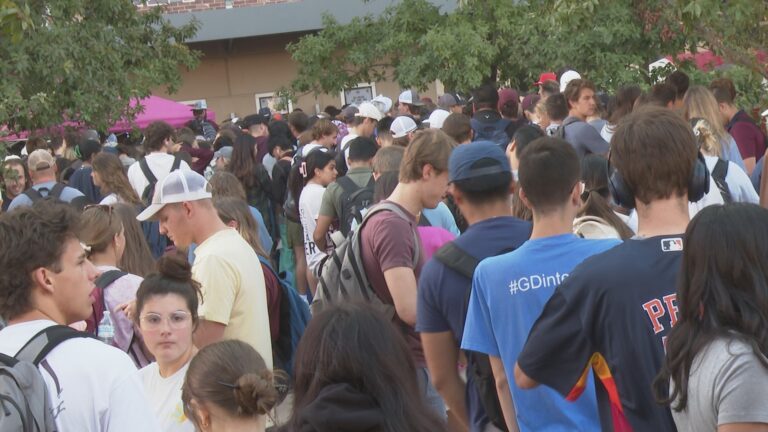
top-left (0, 0), bottom-right (199, 135)
top-left (286, 0), bottom-right (766, 103)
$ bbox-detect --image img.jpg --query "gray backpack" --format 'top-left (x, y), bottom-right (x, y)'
top-left (313, 202), bottom-right (420, 318)
top-left (0, 325), bottom-right (90, 432)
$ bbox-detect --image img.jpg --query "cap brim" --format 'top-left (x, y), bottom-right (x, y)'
top-left (136, 203), bottom-right (166, 222)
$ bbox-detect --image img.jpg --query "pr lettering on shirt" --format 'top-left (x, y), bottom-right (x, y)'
top-left (660, 238), bottom-right (683, 252)
top-left (508, 272), bottom-right (569, 295)
top-left (642, 294), bottom-right (679, 335)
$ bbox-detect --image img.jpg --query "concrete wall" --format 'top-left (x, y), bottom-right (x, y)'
top-left (156, 33), bottom-right (440, 122)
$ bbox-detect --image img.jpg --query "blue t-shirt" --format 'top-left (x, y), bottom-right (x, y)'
top-left (462, 233), bottom-right (619, 432)
top-left (8, 181), bottom-right (85, 211)
top-left (422, 201), bottom-right (460, 236)
top-left (417, 216), bottom-right (531, 432)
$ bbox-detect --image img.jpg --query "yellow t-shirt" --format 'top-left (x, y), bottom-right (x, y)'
top-left (192, 228), bottom-right (273, 368)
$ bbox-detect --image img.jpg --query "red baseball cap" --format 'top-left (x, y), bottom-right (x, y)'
top-left (534, 72), bottom-right (557, 86)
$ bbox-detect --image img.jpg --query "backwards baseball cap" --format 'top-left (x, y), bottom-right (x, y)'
top-left (239, 114), bottom-right (269, 129)
top-left (498, 88), bottom-right (519, 111)
top-left (214, 146), bottom-right (233, 161)
top-left (425, 109), bottom-right (450, 129)
top-left (398, 89), bottom-right (425, 106)
top-left (437, 93), bottom-right (466, 110)
top-left (191, 101), bottom-right (208, 111)
top-left (390, 116), bottom-right (417, 138)
top-left (355, 102), bottom-right (384, 121)
top-left (27, 149), bottom-right (55, 172)
top-left (534, 72), bottom-right (557, 86)
top-left (449, 141), bottom-right (511, 191)
top-left (136, 170), bottom-right (213, 221)
top-left (75, 139), bottom-right (102, 162)
top-left (559, 70), bottom-right (582, 92)
top-left (370, 95), bottom-right (393, 116)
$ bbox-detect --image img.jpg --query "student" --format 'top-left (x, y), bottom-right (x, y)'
top-left (91, 152), bottom-right (143, 206)
top-left (462, 138), bottom-right (618, 431)
top-left (711, 77), bottom-right (767, 175)
top-left (360, 129), bottom-right (456, 418)
top-left (1, 157), bottom-right (28, 212)
top-left (9, 149), bottom-right (87, 211)
top-left (683, 86), bottom-right (746, 172)
top-left (137, 170), bottom-right (273, 365)
top-left (417, 141), bottom-right (532, 432)
top-left (208, 171), bottom-right (273, 253)
top-left (285, 302), bottom-right (445, 432)
top-left (79, 204), bottom-right (151, 367)
top-left (600, 85), bottom-right (642, 143)
top-left (228, 133), bottom-right (275, 238)
top-left (68, 138), bottom-right (103, 203)
top-left (136, 254), bottom-right (200, 432)
top-left (559, 79), bottom-right (609, 158)
top-left (0, 200), bottom-right (160, 431)
top-left (470, 84), bottom-right (515, 150)
top-left (127, 121), bottom-right (191, 200)
top-left (514, 107), bottom-right (703, 431)
top-left (315, 136), bottom-right (377, 248)
top-left (576, 154), bottom-right (635, 239)
top-left (654, 204), bottom-right (768, 432)
top-left (297, 150), bottom-right (337, 293)
top-left (183, 340), bottom-right (280, 432)
top-left (665, 70), bottom-right (690, 110)
top-left (113, 203), bottom-right (157, 278)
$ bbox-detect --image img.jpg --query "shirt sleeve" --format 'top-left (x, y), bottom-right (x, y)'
top-left (715, 347), bottom-right (768, 426)
top-left (516, 278), bottom-right (595, 399)
top-left (416, 260), bottom-right (451, 333)
top-left (460, 262), bottom-right (500, 357)
top-left (318, 184), bottom-right (338, 218)
top-left (106, 364), bottom-right (162, 431)
top-left (193, 255), bottom-right (238, 325)
top-left (726, 161), bottom-right (759, 204)
top-left (730, 123), bottom-right (760, 160)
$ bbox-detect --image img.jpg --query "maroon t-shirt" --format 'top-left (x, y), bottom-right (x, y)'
top-left (360, 201), bottom-right (426, 366)
top-left (260, 261), bottom-right (281, 342)
top-left (255, 136), bottom-right (270, 164)
top-left (727, 110), bottom-right (767, 160)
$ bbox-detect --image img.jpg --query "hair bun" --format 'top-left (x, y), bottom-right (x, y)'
top-left (156, 253), bottom-right (193, 282)
top-left (233, 371), bottom-right (278, 416)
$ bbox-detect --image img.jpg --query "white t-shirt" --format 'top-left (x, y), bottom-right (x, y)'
top-left (299, 182), bottom-right (329, 275)
top-left (99, 193), bottom-right (119, 205)
top-left (127, 153), bottom-right (191, 199)
top-left (138, 362), bottom-right (194, 432)
top-left (0, 320), bottom-right (160, 431)
top-left (703, 155), bottom-right (759, 204)
top-left (340, 133), bottom-right (359, 162)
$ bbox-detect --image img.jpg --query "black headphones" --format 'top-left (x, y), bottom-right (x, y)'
top-left (608, 151), bottom-right (710, 210)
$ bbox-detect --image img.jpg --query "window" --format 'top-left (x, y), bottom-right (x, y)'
top-left (255, 92), bottom-right (293, 114)
top-left (341, 83), bottom-right (376, 106)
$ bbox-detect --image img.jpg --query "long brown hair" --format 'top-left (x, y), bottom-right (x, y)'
top-left (113, 203), bottom-right (156, 277)
top-left (213, 197), bottom-right (269, 260)
top-left (92, 153), bottom-right (141, 206)
top-left (78, 205), bottom-right (123, 259)
top-left (578, 155), bottom-right (634, 239)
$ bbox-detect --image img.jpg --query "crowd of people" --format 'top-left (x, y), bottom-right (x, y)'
top-left (0, 68), bottom-right (767, 432)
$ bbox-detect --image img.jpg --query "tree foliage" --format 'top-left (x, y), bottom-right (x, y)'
top-left (286, 0), bottom-right (767, 108)
top-left (0, 0), bottom-right (199, 134)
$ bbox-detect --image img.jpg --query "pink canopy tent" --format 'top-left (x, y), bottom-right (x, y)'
top-left (1, 96), bottom-right (217, 140)
top-left (109, 96), bottom-right (217, 132)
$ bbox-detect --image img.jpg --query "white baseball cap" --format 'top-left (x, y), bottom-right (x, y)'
top-left (398, 89), bottom-right (425, 106)
top-left (136, 170), bottom-right (213, 221)
top-left (371, 95), bottom-right (393, 116)
top-left (354, 102), bottom-right (384, 121)
top-left (559, 70), bottom-right (582, 92)
top-left (391, 116), bottom-right (418, 138)
top-left (425, 109), bottom-right (450, 129)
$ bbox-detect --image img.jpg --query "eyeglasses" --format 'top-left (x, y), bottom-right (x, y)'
top-left (139, 311), bottom-right (192, 331)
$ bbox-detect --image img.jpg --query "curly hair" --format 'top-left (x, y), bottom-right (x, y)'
top-left (0, 201), bottom-right (79, 320)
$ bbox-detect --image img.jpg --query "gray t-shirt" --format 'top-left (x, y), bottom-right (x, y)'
top-left (562, 116), bottom-right (610, 158)
top-left (671, 336), bottom-right (768, 431)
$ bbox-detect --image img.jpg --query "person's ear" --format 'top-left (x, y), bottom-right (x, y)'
top-left (226, 220), bottom-right (238, 229)
top-left (571, 181), bottom-right (583, 206)
top-left (448, 184), bottom-right (462, 204)
top-left (421, 163), bottom-right (434, 180)
top-left (518, 187), bottom-right (532, 210)
top-left (182, 201), bottom-right (194, 218)
top-left (32, 267), bottom-right (55, 295)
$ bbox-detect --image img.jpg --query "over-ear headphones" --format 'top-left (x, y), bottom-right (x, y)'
top-left (608, 151), bottom-right (710, 209)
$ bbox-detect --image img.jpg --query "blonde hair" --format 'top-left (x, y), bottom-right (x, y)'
top-left (683, 86), bottom-right (727, 157)
top-left (398, 129), bottom-right (456, 183)
top-left (690, 118), bottom-right (721, 157)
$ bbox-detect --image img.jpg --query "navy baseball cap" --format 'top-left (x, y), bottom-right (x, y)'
top-left (449, 141), bottom-right (511, 190)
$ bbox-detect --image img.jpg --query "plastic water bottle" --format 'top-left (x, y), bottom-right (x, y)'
top-left (98, 311), bottom-right (115, 346)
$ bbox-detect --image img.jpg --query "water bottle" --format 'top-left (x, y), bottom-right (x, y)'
top-left (98, 311), bottom-right (115, 346)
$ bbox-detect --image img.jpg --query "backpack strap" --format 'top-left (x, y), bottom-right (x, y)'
top-left (336, 175), bottom-right (359, 196)
top-left (359, 202), bottom-right (421, 267)
top-left (170, 155), bottom-right (182, 172)
top-left (138, 158), bottom-right (157, 185)
top-left (23, 188), bottom-right (44, 202)
top-left (712, 158), bottom-right (732, 203)
top-left (434, 242), bottom-right (479, 279)
top-left (48, 183), bottom-right (66, 200)
top-left (95, 270), bottom-right (127, 291)
top-left (15, 325), bottom-right (92, 366)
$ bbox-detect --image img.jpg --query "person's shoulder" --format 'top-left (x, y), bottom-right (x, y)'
top-left (55, 336), bottom-right (137, 372)
top-left (577, 236), bottom-right (622, 253)
top-left (63, 185), bottom-right (85, 197)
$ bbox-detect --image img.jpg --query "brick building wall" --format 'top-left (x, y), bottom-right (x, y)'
top-left (135, 0), bottom-right (296, 14)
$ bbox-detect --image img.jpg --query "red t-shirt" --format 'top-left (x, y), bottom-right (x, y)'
top-left (360, 201), bottom-right (426, 366)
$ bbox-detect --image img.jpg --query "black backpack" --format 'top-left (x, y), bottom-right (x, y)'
top-left (433, 241), bottom-right (513, 431)
top-left (554, 116), bottom-right (582, 141)
top-left (138, 156), bottom-right (182, 258)
top-left (23, 183), bottom-right (90, 211)
top-left (711, 158), bottom-right (733, 203)
top-left (337, 175), bottom-right (375, 237)
top-left (471, 117), bottom-right (511, 151)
